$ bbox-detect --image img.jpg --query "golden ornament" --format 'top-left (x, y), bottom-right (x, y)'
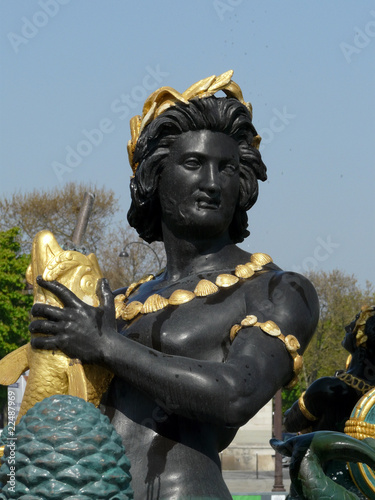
top-left (169, 289), bottom-right (195, 305)
top-left (216, 273), bottom-right (239, 288)
top-left (194, 279), bottom-right (219, 297)
top-left (141, 294), bottom-right (169, 314)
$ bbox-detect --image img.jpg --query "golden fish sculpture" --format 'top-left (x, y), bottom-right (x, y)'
top-left (0, 230), bottom-right (113, 426)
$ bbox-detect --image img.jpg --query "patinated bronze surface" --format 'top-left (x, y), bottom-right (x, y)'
top-left (29, 72), bottom-right (319, 499)
top-left (284, 306), bottom-right (375, 499)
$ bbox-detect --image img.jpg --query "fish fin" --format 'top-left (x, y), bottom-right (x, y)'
top-left (67, 361), bottom-right (88, 400)
top-left (0, 344), bottom-right (29, 385)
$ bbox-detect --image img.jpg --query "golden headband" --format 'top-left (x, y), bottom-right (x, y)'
top-left (353, 305), bottom-right (375, 347)
top-left (127, 70), bottom-right (261, 174)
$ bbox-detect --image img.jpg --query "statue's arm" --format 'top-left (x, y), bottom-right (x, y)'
top-left (30, 272), bottom-right (318, 426)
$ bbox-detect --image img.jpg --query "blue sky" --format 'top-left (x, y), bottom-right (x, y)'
top-left (1, 0), bottom-right (374, 287)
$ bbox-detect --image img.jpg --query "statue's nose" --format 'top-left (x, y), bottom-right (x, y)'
top-left (200, 163), bottom-right (220, 196)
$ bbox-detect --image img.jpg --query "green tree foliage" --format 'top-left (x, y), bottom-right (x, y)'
top-left (0, 228), bottom-right (33, 357)
top-left (282, 269), bottom-right (375, 413)
top-left (304, 270), bottom-right (375, 386)
top-left (0, 227), bottom-right (33, 419)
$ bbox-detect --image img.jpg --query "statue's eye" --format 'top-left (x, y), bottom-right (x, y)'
top-left (220, 162), bottom-right (238, 175)
top-left (183, 158), bottom-right (201, 170)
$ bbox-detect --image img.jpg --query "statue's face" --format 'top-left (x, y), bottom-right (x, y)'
top-left (157, 129), bottom-right (240, 240)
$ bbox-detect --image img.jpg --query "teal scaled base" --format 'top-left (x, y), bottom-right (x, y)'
top-left (348, 438), bottom-right (375, 500)
top-left (0, 395), bottom-right (133, 500)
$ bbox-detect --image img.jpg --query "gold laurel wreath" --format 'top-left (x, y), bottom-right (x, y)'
top-left (127, 70), bottom-right (261, 174)
top-left (353, 305), bottom-right (375, 347)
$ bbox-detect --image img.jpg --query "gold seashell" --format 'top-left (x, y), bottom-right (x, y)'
top-left (141, 294), bottom-right (169, 314)
top-left (125, 281), bottom-right (140, 299)
top-left (215, 274), bottom-right (239, 288)
top-left (114, 294), bottom-right (126, 319)
top-left (246, 261), bottom-right (263, 272)
top-left (123, 301), bottom-right (143, 320)
top-left (169, 289), bottom-right (195, 305)
top-left (251, 252), bottom-right (273, 267)
top-left (241, 315), bottom-right (258, 327)
top-left (284, 334), bottom-right (301, 353)
top-left (293, 354), bottom-right (303, 374)
top-left (258, 320), bottom-right (281, 337)
top-left (230, 324), bottom-right (242, 341)
top-left (234, 264), bottom-right (255, 279)
top-left (194, 279), bottom-right (219, 297)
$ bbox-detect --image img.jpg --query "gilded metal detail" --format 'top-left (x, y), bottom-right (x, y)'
top-left (168, 289), bottom-right (195, 306)
top-left (141, 294), bottom-right (169, 314)
top-left (250, 252), bottom-right (273, 267)
top-left (352, 305), bottom-right (375, 347)
top-left (123, 300), bottom-right (143, 321)
top-left (335, 371), bottom-right (375, 396)
top-left (229, 314), bottom-right (302, 389)
top-left (215, 273), bottom-right (239, 288)
top-left (258, 320), bottom-right (281, 337)
top-left (127, 70), bottom-right (261, 173)
top-left (240, 315), bottom-right (258, 327)
top-left (230, 324), bottom-right (242, 342)
top-left (194, 279), bottom-right (219, 297)
top-left (298, 391), bottom-right (318, 422)
top-left (119, 253), bottom-right (272, 320)
top-left (345, 387), bottom-right (375, 496)
top-left (114, 293), bottom-right (127, 319)
top-left (0, 230), bottom-right (113, 424)
top-left (234, 264), bottom-right (255, 279)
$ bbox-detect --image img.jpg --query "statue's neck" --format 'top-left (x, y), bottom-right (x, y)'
top-left (161, 225), bottom-right (249, 283)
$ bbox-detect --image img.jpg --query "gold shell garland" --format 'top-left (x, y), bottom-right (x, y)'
top-left (169, 289), bottom-right (195, 305)
top-left (194, 279), bottom-right (219, 297)
top-left (114, 252), bottom-right (273, 321)
top-left (230, 314), bottom-right (302, 389)
top-left (215, 274), bottom-right (239, 287)
top-left (142, 294), bottom-right (169, 314)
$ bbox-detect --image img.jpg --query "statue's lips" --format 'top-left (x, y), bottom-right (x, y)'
top-left (196, 197), bottom-right (220, 210)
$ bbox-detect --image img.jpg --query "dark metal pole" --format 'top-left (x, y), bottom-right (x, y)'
top-left (71, 192), bottom-right (95, 247)
top-left (272, 389), bottom-right (285, 492)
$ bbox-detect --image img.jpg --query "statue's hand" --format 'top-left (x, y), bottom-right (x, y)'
top-left (29, 276), bottom-right (116, 364)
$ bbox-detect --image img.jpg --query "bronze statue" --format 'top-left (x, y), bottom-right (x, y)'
top-left (29, 71), bottom-right (319, 499)
top-left (285, 305), bottom-right (375, 434)
top-left (284, 305), bottom-right (375, 499)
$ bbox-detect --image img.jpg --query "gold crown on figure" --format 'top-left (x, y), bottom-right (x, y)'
top-left (353, 305), bottom-right (375, 347)
top-left (127, 70), bottom-right (261, 174)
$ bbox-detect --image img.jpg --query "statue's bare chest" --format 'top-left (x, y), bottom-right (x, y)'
top-left (118, 271), bottom-right (272, 361)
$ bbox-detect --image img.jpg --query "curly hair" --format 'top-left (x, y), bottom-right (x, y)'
top-left (127, 96), bottom-right (267, 243)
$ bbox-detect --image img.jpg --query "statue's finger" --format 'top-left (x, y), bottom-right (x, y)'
top-left (36, 276), bottom-right (82, 308)
top-left (31, 303), bottom-right (67, 321)
top-left (31, 335), bottom-right (59, 350)
top-left (29, 318), bottom-right (63, 335)
top-left (97, 278), bottom-right (116, 324)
